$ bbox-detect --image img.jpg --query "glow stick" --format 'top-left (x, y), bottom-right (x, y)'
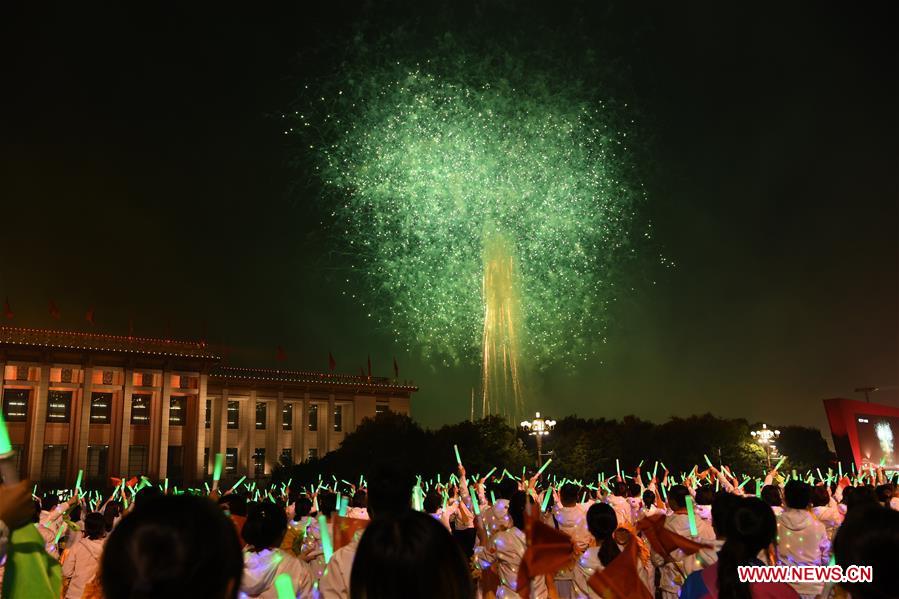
top-left (637, 459), bottom-right (644, 468)
top-left (0, 409), bottom-right (16, 485)
top-left (318, 515), bottom-right (333, 563)
top-left (738, 477), bottom-right (751, 489)
top-left (816, 468), bottom-right (824, 482)
top-left (453, 443), bottom-right (462, 464)
top-left (541, 489), bottom-right (552, 511)
top-left (490, 490), bottom-right (496, 505)
top-left (468, 487), bottom-right (480, 515)
top-left (164, 478), bottom-right (168, 494)
top-left (838, 463), bottom-right (843, 478)
top-left (536, 458), bottom-right (552, 477)
top-left (660, 462), bottom-right (667, 472)
top-left (703, 454), bottom-right (714, 469)
top-left (684, 495), bottom-right (698, 537)
top-left (274, 573), bottom-right (295, 599)
top-left (75, 469), bottom-right (83, 493)
top-left (652, 461), bottom-right (659, 479)
top-left (336, 491), bottom-right (342, 512)
top-left (615, 458), bottom-right (621, 478)
top-left (212, 453), bottom-right (224, 490)
top-left (484, 466), bottom-right (497, 480)
top-left (773, 456), bottom-right (787, 472)
top-left (54, 522), bottom-right (68, 544)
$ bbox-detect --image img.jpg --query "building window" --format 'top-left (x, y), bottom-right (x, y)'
top-left (16, 366), bottom-right (28, 381)
top-left (255, 402), bottom-right (266, 430)
top-left (89, 392), bottom-right (111, 424)
top-left (131, 394), bottom-right (151, 424)
top-left (280, 448), bottom-right (292, 464)
top-left (61, 368), bottom-right (73, 383)
top-left (41, 445), bottom-right (67, 482)
top-left (253, 448), bottom-right (265, 477)
top-left (102, 371), bottom-right (114, 385)
top-left (46, 390), bottom-right (72, 423)
top-left (376, 401), bottom-right (389, 416)
top-left (307, 448), bottom-right (318, 461)
top-left (282, 403), bottom-right (293, 431)
top-left (167, 446), bottom-right (184, 480)
top-left (333, 405), bottom-right (343, 432)
top-left (308, 404), bottom-right (318, 431)
top-left (2, 389), bottom-right (29, 422)
top-left (141, 372), bottom-right (154, 387)
top-left (205, 399), bottom-right (211, 429)
top-left (227, 401), bottom-right (239, 429)
top-left (127, 446), bottom-right (147, 476)
top-left (225, 448), bottom-right (238, 473)
top-left (169, 396), bottom-right (186, 426)
top-left (86, 445), bottom-right (109, 481)
top-left (203, 447), bottom-right (210, 475)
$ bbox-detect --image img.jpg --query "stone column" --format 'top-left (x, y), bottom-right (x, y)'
top-left (192, 373), bottom-right (208, 483)
top-left (26, 364), bottom-right (50, 481)
top-left (157, 372), bottom-right (173, 479)
top-left (71, 366), bottom-right (94, 484)
top-left (241, 391), bottom-right (255, 477)
top-left (326, 394), bottom-right (336, 453)
top-left (117, 369), bottom-right (134, 476)
top-left (267, 393), bottom-right (281, 474)
top-left (210, 389), bottom-right (228, 468)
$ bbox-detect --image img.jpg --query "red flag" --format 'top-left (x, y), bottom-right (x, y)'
top-left (332, 515), bottom-right (368, 551)
top-left (3, 297), bottom-right (12, 320)
top-left (635, 513), bottom-right (711, 558)
top-left (85, 307), bottom-right (95, 326)
top-left (516, 511), bottom-right (575, 598)
top-left (393, 356), bottom-right (399, 379)
top-left (587, 533), bottom-right (653, 599)
top-left (49, 300), bottom-right (61, 320)
top-left (276, 346), bottom-right (287, 362)
top-left (328, 351), bottom-right (336, 372)
top-left (367, 355), bottom-right (372, 378)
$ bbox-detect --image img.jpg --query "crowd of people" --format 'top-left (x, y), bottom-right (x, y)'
top-left (0, 457), bottom-right (896, 599)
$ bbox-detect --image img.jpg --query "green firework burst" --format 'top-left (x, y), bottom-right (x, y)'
top-left (291, 57), bottom-right (649, 368)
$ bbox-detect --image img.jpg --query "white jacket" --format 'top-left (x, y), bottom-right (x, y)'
top-left (61, 537), bottom-right (104, 599)
top-left (318, 535), bottom-right (359, 599)
top-left (649, 512), bottom-right (717, 597)
top-left (240, 548), bottom-right (314, 599)
top-left (776, 508), bottom-right (831, 597)
top-left (483, 527), bottom-right (548, 599)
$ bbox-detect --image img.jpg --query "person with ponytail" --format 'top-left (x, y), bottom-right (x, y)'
top-left (571, 502), bottom-right (654, 599)
top-left (680, 497), bottom-right (798, 599)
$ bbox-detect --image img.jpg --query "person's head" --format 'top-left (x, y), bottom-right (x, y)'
top-left (611, 480), bottom-right (628, 497)
top-left (760, 484), bottom-right (782, 508)
top-left (716, 497), bottom-right (778, 599)
top-left (134, 485), bottom-right (162, 508)
top-left (875, 484), bottom-right (894, 506)
top-left (42, 493), bottom-right (60, 511)
top-left (586, 502), bottom-right (620, 566)
top-left (695, 486), bottom-right (715, 506)
top-left (423, 490), bottom-right (442, 515)
top-left (496, 478), bottom-right (518, 501)
top-left (84, 512), bottom-right (106, 540)
top-left (241, 501), bottom-right (288, 550)
top-left (70, 504), bottom-right (82, 523)
top-left (810, 485), bottom-right (829, 508)
top-left (103, 501), bottom-right (122, 533)
top-left (842, 485), bottom-right (879, 513)
top-left (642, 489), bottom-right (656, 509)
top-left (352, 490), bottom-right (367, 509)
top-left (101, 495), bottom-right (242, 599)
top-left (350, 510), bottom-right (472, 599)
top-left (560, 483), bottom-right (580, 507)
top-left (711, 492), bottom-right (743, 540)
top-left (367, 465), bottom-right (414, 518)
top-left (223, 493), bottom-right (248, 517)
top-left (783, 480), bottom-right (811, 510)
top-left (294, 496), bottom-right (313, 520)
top-left (667, 485), bottom-right (689, 510)
top-left (627, 482), bottom-right (641, 498)
top-left (833, 504), bottom-right (899, 599)
top-left (508, 490), bottom-right (529, 530)
top-left (317, 490), bottom-right (338, 518)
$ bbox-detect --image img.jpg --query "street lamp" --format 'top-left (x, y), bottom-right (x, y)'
top-left (751, 423), bottom-right (780, 469)
top-left (521, 411), bottom-right (556, 467)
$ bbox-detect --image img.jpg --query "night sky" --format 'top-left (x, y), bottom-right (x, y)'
top-left (1, 2), bottom-right (896, 434)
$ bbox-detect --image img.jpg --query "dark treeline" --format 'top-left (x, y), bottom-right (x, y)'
top-left (273, 411), bottom-right (834, 485)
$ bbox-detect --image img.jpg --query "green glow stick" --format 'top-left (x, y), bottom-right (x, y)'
top-left (274, 573), bottom-right (294, 599)
top-left (32, 484), bottom-right (37, 496)
top-left (0, 410), bottom-right (12, 455)
top-left (336, 491), bottom-right (342, 512)
top-left (484, 466), bottom-right (497, 480)
top-left (838, 463), bottom-right (843, 478)
top-left (164, 478), bottom-right (168, 494)
top-left (212, 453), bottom-right (224, 489)
top-left (54, 522), bottom-right (68, 544)
top-left (536, 458), bottom-right (552, 476)
top-left (453, 444), bottom-right (462, 464)
top-left (652, 461), bottom-right (659, 479)
top-left (684, 495), bottom-right (698, 537)
top-left (615, 458), bottom-right (620, 478)
top-left (773, 456), bottom-right (787, 472)
top-left (75, 469), bottom-right (83, 492)
top-left (816, 468), bottom-right (824, 482)
top-left (660, 462), bottom-right (667, 472)
top-left (703, 454), bottom-right (714, 468)
top-left (468, 487), bottom-right (480, 515)
top-left (541, 489), bottom-right (552, 511)
top-left (490, 490), bottom-right (496, 505)
top-left (659, 483), bottom-right (667, 501)
top-left (738, 477), bottom-right (751, 489)
top-left (318, 515), bottom-right (333, 563)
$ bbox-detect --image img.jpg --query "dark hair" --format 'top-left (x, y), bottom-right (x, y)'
top-left (350, 510), bottom-right (472, 599)
top-left (711, 492), bottom-right (742, 539)
top-left (294, 496), bottom-right (313, 519)
top-left (586, 503), bottom-right (620, 567)
top-left (70, 504), bottom-right (83, 524)
top-left (423, 490), bottom-right (442, 514)
top-left (101, 495), bottom-right (242, 599)
top-left (783, 480), bottom-right (811, 510)
top-left (367, 465), bottom-right (413, 518)
top-left (104, 501), bottom-right (123, 533)
top-left (875, 484), bottom-right (894, 506)
top-left (560, 483), bottom-right (580, 506)
top-left (833, 504), bottom-right (899, 599)
top-left (352, 490), bottom-right (368, 509)
top-left (508, 491), bottom-right (527, 530)
top-left (496, 478), bottom-right (518, 501)
top-left (318, 491), bottom-right (338, 517)
top-left (42, 493), bottom-right (60, 511)
top-left (667, 485), bottom-right (689, 510)
top-left (843, 485), bottom-right (878, 513)
top-left (716, 497), bottom-right (777, 599)
top-left (134, 485), bottom-right (162, 507)
top-left (642, 489), bottom-right (656, 509)
top-left (84, 512), bottom-right (106, 540)
top-left (627, 482), bottom-right (641, 498)
top-left (695, 486), bottom-right (715, 506)
top-left (760, 484), bottom-right (782, 508)
top-left (223, 493), bottom-right (248, 517)
top-left (242, 501), bottom-right (288, 550)
top-left (611, 480), bottom-right (628, 497)
top-left (810, 485), bottom-right (829, 507)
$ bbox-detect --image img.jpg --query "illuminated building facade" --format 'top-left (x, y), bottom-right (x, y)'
top-left (0, 326), bottom-right (416, 486)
